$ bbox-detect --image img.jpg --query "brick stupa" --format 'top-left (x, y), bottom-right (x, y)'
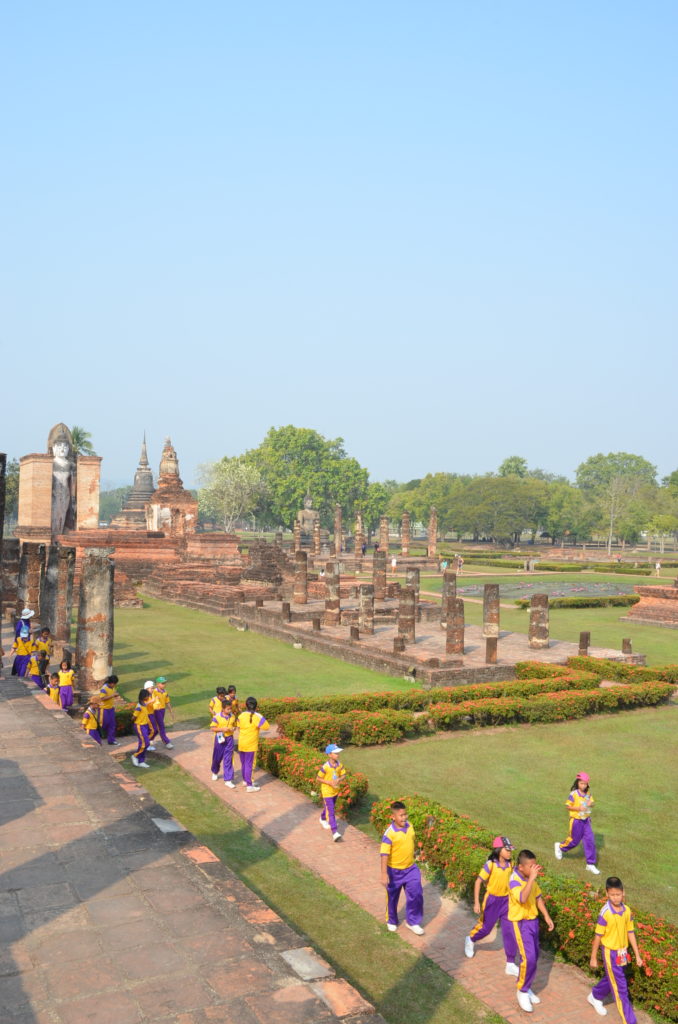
top-left (110, 436), bottom-right (155, 530)
top-left (145, 437), bottom-right (198, 538)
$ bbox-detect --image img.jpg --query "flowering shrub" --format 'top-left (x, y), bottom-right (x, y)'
top-left (275, 709), bottom-right (432, 747)
top-left (258, 736), bottom-right (368, 814)
top-left (371, 795), bottom-right (678, 1021)
top-left (429, 683), bottom-right (673, 730)
top-left (566, 656), bottom-right (678, 685)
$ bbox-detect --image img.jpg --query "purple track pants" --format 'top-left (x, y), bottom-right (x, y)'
top-left (102, 708), bottom-right (117, 744)
top-left (469, 893), bottom-right (518, 962)
top-left (513, 918), bottom-right (540, 992)
top-left (154, 707), bottom-right (171, 744)
top-left (211, 735), bottom-right (234, 781)
top-left (385, 863), bottom-right (424, 927)
top-left (592, 948), bottom-right (637, 1024)
top-left (239, 750), bottom-right (255, 786)
top-left (320, 796), bottom-right (338, 831)
top-left (559, 817), bottom-right (597, 865)
top-left (134, 724), bottom-right (149, 763)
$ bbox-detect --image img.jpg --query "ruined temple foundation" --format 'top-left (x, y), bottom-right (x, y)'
top-left (529, 594), bottom-right (550, 649)
top-left (621, 581), bottom-right (678, 628)
top-left (75, 548), bottom-right (114, 693)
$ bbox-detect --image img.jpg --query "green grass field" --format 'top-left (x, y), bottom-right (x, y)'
top-left (341, 706), bottom-right (678, 924)
top-left (113, 597), bottom-right (411, 725)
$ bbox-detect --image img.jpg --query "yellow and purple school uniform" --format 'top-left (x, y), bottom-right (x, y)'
top-left (58, 669), bottom-right (75, 709)
top-left (469, 859), bottom-right (518, 962)
top-left (236, 711), bottom-right (269, 752)
top-left (317, 760), bottom-right (346, 797)
top-left (11, 636), bottom-right (34, 678)
top-left (208, 695), bottom-right (223, 717)
top-left (152, 685), bottom-right (172, 745)
top-left (26, 653), bottom-right (44, 687)
top-left (210, 710), bottom-right (236, 780)
top-left (380, 821), bottom-right (423, 928)
top-left (35, 637), bottom-right (53, 658)
top-left (96, 681), bottom-right (119, 744)
top-left (48, 678), bottom-right (61, 704)
top-left (508, 869), bottom-right (543, 994)
top-left (81, 707), bottom-right (102, 744)
top-left (592, 901), bottom-right (637, 1023)
top-left (132, 702), bottom-right (151, 761)
top-left (559, 788), bottom-right (597, 865)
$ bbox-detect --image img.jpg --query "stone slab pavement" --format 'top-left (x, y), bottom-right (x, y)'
top-left (0, 667), bottom-right (384, 1024)
top-left (104, 720), bottom-right (651, 1024)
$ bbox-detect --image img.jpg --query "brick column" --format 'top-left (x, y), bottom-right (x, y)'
top-left (427, 507), bottom-right (438, 559)
top-left (17, 542), bottom-right (45, 619)
top-left (485, 637), bottom-right (498, 664)
top-left (379, 516), bottom-right (389, 555)
top-left (401, 513), bottom-right (410, 556)
top-left (75, 547), bottom-right (114, 693)
top-left (482, 584), bottom-right (500, 638)
top-left (293, 550), bottom-right (308, 604)
top-left (445, 596), bottom-right (464, 655)
top-left (398, 586), bottom-right (416, 643)
top-left (529, 594), bottom-right (549, 649)
top-left (39, 544), bottom-right (60, 633)
top-left (578, 631), bottom-right (590, 657)
top-left (334, 504), bottom-right (342, 557)
top-left (293, 521), bottom-right (301, 552)
top-left (323, 561), bottom-right (341, 626)
top-left (373, 550), bottom-right (387, 601)
top-left (313, 519), bottom-right (321, 557)
top-left (354, 511), bottom-right (365, 558)
top-left (406, 567), bottom-right (420, 619)
top-left (54, 546), bottom-right (76, 649)
top-left (358, 584), bottom-right (375, 635)
top-left (440, 570), bottom-right (457, 625)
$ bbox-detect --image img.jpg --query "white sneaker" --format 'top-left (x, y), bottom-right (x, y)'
top-left (586, 864), bottom-right (601, 875)
top-left (138, 762), bottom-right (150, 769)
top-left (554, 841), bottom-right (563, 861)
top-left (405, 922), bottom-right (424, 935)
top-left (211, 773), bottom-right (219, 781)
top-left (332, 831), bottom-right (341, 842)
top-left (505, 962), bottom-right (519, 977)
top-left (516, 989), bottom-right (533, 1013)
top-left (587, 992), bottom-right (607, 1016)
top-left (147, 745), bottom-right (156, 752)
top-left (319, 818), bottom-right (331, 830)
top-left (132, 756), bottom-right (140, 766)
top-left (464, 935), bottom-right (475, 958)
top-left (165, 742), bottom-right (174, 749)
top-left (386, 923), bottom-right (398, 932)
top-left (528, 989), bottom-right (540, 1005)
top-left (246, 785), bottom-right (260, 792)
top-left (225, 780), bottom-right (235, 788)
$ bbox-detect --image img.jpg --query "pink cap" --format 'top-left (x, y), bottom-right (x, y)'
top-left (576, 771), bottom-right (590, 782)
top-left (492, 836), bottom-right (514, 850)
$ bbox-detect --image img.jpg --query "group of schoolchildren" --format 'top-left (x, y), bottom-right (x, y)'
top-left (6, 613), bottom-right (643, 1022)
top-left (378, 771), bottom-right (642, 1021)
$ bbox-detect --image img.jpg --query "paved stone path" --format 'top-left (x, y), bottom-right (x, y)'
top-left (0, 667), bottom-right (383, 1024)
top-left (106, 721), bottom-right (650, 1024)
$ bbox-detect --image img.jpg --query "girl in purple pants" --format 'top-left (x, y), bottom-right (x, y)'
top-left (465, 836), bottom-right (519, 975)
top-left (555, 771), bottom-right (600, 875)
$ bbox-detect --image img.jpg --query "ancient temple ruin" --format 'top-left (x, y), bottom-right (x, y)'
top-left (109, 436), bottom-right (155, 530)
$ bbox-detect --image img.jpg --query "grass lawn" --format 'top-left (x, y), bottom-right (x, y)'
top-left (341, 705), bottom-right (678, 924)
top-left (139, 759), bottom-right (505, 1024)
top-left (113, 597), bottom-right (412, 726)
top-left (419, 571), bottom-right (666, 593)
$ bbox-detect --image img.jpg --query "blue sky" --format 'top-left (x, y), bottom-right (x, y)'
top-left (2, 2), bottom-right (676, 489)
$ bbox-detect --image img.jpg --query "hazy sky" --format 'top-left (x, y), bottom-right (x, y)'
top-left (2, 2), bottom-right (677, 489)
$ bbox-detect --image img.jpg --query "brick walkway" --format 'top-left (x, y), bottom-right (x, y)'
top-left (0, 665), bottom-right (383, 1024)
top-left (107, 723), bottom-right (650, 1024)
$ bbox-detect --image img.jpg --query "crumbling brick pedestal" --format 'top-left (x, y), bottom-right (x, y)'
top-left (75, 547), bottom-right (114, 694)
top-left (529, 594), bottom-right (550, 649)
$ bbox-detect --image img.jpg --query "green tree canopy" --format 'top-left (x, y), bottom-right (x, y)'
top-left (244, 426), bottom-right (369, 529)
top-left (576, 452), bottom-right (657, 553)
top-left (198, 458), bottom-right (266, 531)
top-left (498, 455), bottom-right (528, 477)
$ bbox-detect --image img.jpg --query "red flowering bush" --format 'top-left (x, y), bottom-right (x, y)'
top-left (275, 709), bottom-right (432, 748)
top-left (371, 795), bottom-right (678, 1021)
top-left (258, 736), bottom-right (368, 814)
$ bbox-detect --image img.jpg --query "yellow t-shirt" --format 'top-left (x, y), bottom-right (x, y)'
top-left (566, 788), bottom-right (594, 820)
top-left (236, 711), bottom-right (269, 752)
top-left (478, 859), bottom-right (512, 897)
top-left (27, 655), bottom-right (41, 677)
top-left (97, 683), bottom-right (118, 709)
top-left (595, 902), bottom-right (635, 950)
top-left (82, 708), bottom-right (100, 732)
top-left (153, 687), bottom-right (171, 710)
top-left (209, 695), bottom-right (224, 716)
top-left (317, 760), bottom-right (346, 798)
top-left (508, 869), bottom-right (542, 921)
top-left (58, 669), bottom-right (75, 689)
top-left (380, 822), bottom-right (416, 870)
top-left (132, 703), bottom-right (150, 727)
top-left (36, 638), bottom-right (53, 656)
top-left (211, 712), bottom-right (236, 736)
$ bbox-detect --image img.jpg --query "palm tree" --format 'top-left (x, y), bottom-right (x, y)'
top-left (70, 426), bottom-right (96, 456)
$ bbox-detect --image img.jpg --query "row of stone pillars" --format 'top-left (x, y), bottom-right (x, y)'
top-left (290, 507), bottom-right (438, 558)
top-left (10, 540), bottom-right (114, 694)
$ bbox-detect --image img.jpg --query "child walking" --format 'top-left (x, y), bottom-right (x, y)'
top-left (131, 688), bottom-right (152, 769)
top-left (26, 650), bottom-right (46, 689)
top-left (143, 683), bottom-right (159, 751)
top-left (58, 660), bottom-right (75, 710)
top-left (81, 704), bottom-right (102, 745)
top-left (209, 687), bottom-right (227, 717)
top-left (210, 697), bottom-right (237, 787)
top-left (95, 675), bottom-right (122, 745)
top-left (152, 677), bottom-right (174, 748)
top-left (316, 743), bottom-right (346, 842)
top-left (508, 849), bottom-right (555, 1013)
top-left (555, 771), bottom-right (600, 874)
top-left (379, 800), bottom-right (425, 936)
top-left (464, 836), bottom-right (519, 975)
top-left (235, 697), bottom-right (269, 792)
top-left (48, 672), bottom-right (61, 705)
top-left (588, 876), bottom-right (643, 1021)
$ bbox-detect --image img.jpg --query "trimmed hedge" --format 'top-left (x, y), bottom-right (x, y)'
top-left (592, 565), bottom-right (652, 576)
top-left (276, 709), bottom-right (433, 747)
top-left (371, 795), bottom-right (678, 1022)
top-left (566, 656), bottom-right (678, 685)
top-left (514, 595), bottom-right (640, 610)
top-left (429, 683), bottom-right (673, 729)
top-left (258, 736), bottom-right (368, 814)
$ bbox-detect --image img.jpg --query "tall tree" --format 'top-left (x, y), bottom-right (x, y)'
top-left (244, 426), bottom-right (369, 528)
top-left (70, 426), bottom-right (96, 456)
top-left (198, 458), bottom-right (266, 532)
top-left (3, 458), bottom-right (20, 521)
top-left (576, 452), bottom-right (657, 554)
top-left (498, 455), bottom-right (528, 477)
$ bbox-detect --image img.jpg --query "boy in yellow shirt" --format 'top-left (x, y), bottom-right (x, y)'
top-left (508, 849), bottom-right (554, 1013)
top-left (379, 801), bottom-right (425, 936)
top-left (316, 743), bottom-right (346, 842)
top-left (588, 876), bottom-right (643, 1021)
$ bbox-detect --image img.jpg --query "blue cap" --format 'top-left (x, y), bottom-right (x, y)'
top-left (325, 743), bottom-right (343, 755)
